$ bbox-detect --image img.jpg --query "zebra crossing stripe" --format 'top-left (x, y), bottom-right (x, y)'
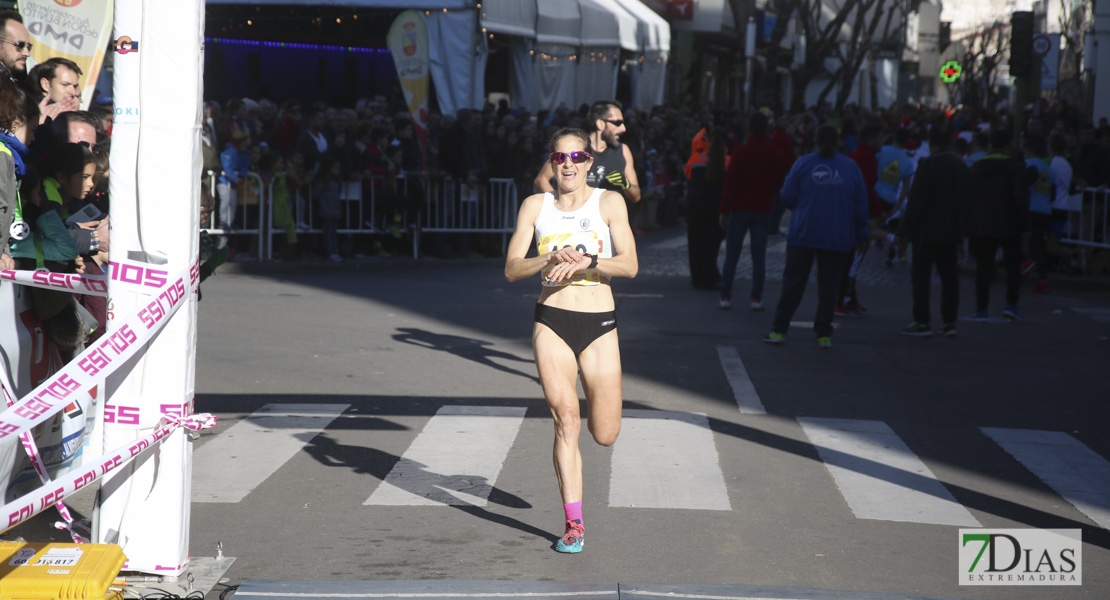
top-left (193, 403), bottom-right (349, 503)
top-left (609, 410), bottom-right (731, 510)
top-left (365, 406), bottom-right (526, 506)
top-left (982, 427), bottom-right (1110, 530)
top-left (798, 417), bottom-right (980, 526)
top-left (716, 346), bottom-right (766, 414)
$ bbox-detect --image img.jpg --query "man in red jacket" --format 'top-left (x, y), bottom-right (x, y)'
top-left (768, 116), bottom-right (796, 235)
top-left (840, 123), bottom-right (883, 315)
top-left (718, 112), bottom-right (787, 310)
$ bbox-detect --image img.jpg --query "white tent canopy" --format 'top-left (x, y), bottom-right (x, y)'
top-left (576, 0), bottom-right (623, 107)
top-left (579, 0), bottom-right (620, 48)
top-left (592, 0), bottom-right (639, 51)
top-left (613, 0), bottom-right (669, 53)
top-left (535, 0), bottom-right (582, 46)
top-left (480, 0), bottom-right (537, 37)
top-left (206, 0), bottom-right (670, 112)
top-left (482, 0), bottom-right (636, 51)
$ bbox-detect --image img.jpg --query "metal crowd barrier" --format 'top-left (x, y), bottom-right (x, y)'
top-left (1059, 187), bottom-right (1109, 250)
top-left (204, 171), bottom-right (519, 261)
top-left (203, 170), bottom-right (267, 261)
top-left (412, 177), bottom-right (519, 259)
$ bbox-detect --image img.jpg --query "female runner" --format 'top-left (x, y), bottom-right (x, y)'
top-left (504, 128), bottom-right (638, 553)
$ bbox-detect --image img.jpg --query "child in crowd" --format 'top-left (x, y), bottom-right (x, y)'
top-left (14, 167), bottom-right (94, 359)
top-left (286, 150), bottom-right (313, 231)
top-left (313, 160), bottom-right (343, 262)
top-left (259, 151), bottom-right (298, 259)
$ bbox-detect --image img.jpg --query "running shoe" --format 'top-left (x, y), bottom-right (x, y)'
top-left (1021, 259), bottom-right (1036, 275)
top-left (1032, 280), bottom-right (1051, 294)
top-left (329, 254), bottom-right (343, 262)
top-left (762, 331), bottom-right (786, 344)
top-left (719, 298), bottom-right (732, 310)
top-left (969, 310), bottom-right (989, 322)
top-left (941, 323), bottom-right (957, 337)
top-left (750, 300), bottom-right (764, 311)
top-left (900, 322), bottom-right (933, 337)
top-left (834, 305), bottom-right (851, 317)
top-left (847, 301), bottom-right (868, 316)
top-left (1003, 304), bottom-right (1024, 322)
top-left (555, 520), bottom-right (584, 553)
top-left (817, 336), bottom-right (832, 348)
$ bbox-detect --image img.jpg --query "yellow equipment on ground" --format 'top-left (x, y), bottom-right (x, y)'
top-left (0, 541), bottom-right (126, 600)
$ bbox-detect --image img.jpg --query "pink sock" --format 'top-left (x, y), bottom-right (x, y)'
top-left (563, 501), bottom-right (583, 524)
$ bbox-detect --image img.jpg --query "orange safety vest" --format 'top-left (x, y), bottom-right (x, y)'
top-left (684, 127), bottom-right (710, 180)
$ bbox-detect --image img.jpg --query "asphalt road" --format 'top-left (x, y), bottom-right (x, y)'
top-left (6, 231), bottom-right (1105, 600)
top-left (180, 231), bottom-right (1110, 599)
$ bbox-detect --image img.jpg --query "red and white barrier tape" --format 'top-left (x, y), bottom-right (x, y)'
top-left (0, 365), bottom-right (87, 542)
top-left (0, 260), bottom-right (197, 444)
top-left (1, 412), bottom-right (215, 532)
top-left (0, 269), bottom-right (109, 296)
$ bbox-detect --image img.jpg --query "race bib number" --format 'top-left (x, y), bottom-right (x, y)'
top-left (537, 231), bottom-right (604, 286)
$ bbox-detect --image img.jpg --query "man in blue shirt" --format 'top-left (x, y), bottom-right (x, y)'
top-left (763, 124), bottom-right (869, 348)
top-left (218, 132), bottom-right (252, 232)
top-left (1022, 135), bottom-right (1053, 293)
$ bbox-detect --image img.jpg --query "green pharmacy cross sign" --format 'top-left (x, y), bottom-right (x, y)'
top-left (940, 60), bottom-right (962, 83)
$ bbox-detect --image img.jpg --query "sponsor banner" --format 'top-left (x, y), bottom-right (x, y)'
top-left (21, 0), bottom-right (114, 109)
top-left (1, 413), bottom-right (214, 533)
top-left (960, 529), bottom-right (1082, 585)
top-left (387, 10), bottom-right (430, 167)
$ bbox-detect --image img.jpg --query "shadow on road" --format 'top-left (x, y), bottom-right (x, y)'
top-left (193, 393), bottom-right (1110, 552)
top-left (392, 327), bottom-right (540, 385)
top-left (303, 431), bottom-right (555, 543)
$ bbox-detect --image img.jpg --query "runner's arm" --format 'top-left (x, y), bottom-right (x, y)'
top-left (595, 190), bottom-right (638, 278)
top-left (505, 194), bottom-right (558, 282)
top-left (620, 145), bottom-right (642, 204)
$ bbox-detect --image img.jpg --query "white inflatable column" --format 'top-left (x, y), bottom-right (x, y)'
top-left (96, 0), bottom-right (204, 577)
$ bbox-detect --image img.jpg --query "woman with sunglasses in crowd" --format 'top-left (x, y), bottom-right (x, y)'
top-left (504, 128), bottom-right (638, 554)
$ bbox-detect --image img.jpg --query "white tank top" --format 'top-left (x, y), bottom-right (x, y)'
top-left (534, 187), bottom-right (613, 287)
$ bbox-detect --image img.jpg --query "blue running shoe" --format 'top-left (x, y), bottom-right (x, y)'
top-left (555, 519), bottom-right (584, 553)
top-left (1002, 305), bottom-right (1024, 322)
top-left (969, 310), bottom-right (989, 322)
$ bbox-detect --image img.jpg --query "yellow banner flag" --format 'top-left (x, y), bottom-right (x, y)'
top-left (21, 0), bottom-right (114, 110)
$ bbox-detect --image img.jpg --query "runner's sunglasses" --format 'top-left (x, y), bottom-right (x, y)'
top-left (549, 151), bottom-right (592, 164)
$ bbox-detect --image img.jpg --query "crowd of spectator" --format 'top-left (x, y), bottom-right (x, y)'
top-left (0, 10), bottom-right (114, 360)
top-left (700, 98), bottom-right (1110, 342)
top-left (200, 79), bottom-right (1110, 272)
